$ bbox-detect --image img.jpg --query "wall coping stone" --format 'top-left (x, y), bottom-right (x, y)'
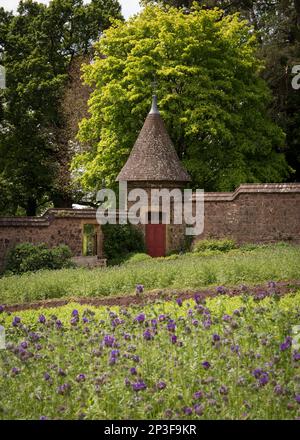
top-left (0, 209), bottom-right (97, 227)
top-left (193, 184), bottom-right (300, 202)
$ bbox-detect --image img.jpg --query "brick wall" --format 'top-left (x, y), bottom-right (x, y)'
top-left (0, 184), bottom-right (299, 271)
top-left (0, 210), bottom-right (103, 272)
top-left (194, 184), bottom-right (300, 244)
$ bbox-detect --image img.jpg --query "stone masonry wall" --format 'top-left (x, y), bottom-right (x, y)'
top-left (0, 210), bottom-right (103, 272)
top-left (194, 184), bottom-right (300, 244)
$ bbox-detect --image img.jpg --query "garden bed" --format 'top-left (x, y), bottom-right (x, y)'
top-left (2, 280), bottom-right (300, 313)
top-left (1, 290), bottom-right (300, 420)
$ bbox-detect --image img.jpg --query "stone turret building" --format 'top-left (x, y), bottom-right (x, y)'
top-left (117, 95), bottom-right (191, 257)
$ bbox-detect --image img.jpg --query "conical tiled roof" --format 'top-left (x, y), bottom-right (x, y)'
top-left (116, 96), bottom-right (191, 183)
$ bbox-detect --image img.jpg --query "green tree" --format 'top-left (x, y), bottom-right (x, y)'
top-left (74, 5), bottom-right (289, 191)
top-left (141, 1), bottom-right (300, 182)
top-left (0, 0), bottom-right (122, 216)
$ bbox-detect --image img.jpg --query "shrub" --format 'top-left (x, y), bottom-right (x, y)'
top-left (193, 238), bottom-right (237, 253)
top-left (102, 224), bottom-right (146, 264)
top-left (124, 253), bottom-right (152, 265)
top-left (5, 243), bottom-right (73, 274)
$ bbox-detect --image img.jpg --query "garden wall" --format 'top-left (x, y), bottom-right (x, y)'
top-left (0, 209), bottom-right (104, 272)
top-left (195, 184), bottom-right (300, 244)
top-left (0, 183), bottom-right (299, 271)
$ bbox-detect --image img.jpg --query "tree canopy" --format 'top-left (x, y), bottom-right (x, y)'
top-left (74, 5), bottom-right (289, 192)
top-left (0, 0), bottom-right (122, 215)
top-left (141, 1), bottom-right (300, 182)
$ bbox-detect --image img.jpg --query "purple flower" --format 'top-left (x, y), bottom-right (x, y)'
top-left (143, 329), bottom-right (153, 341)
top-left (156, 381), bottom-right (167, 390)
top-left (293, 352), bottom-right (300, 361)
top-left (222, 314), bottom-right (231, 322)
top-left (167, 320), bottom-right (176, 332)
top-left (259, 373), bottom-right (269, 386)
top-left (151, 319), bottom-right (157, 328)
top-left (158, 314), bottom-right (166, 321)
top-left (268, 281), bottom-right (276, 289)
top-left (20, 341), bottom-right (28, 349)
top-left (12, 316), bottom-right (21, 327)
top-left (83, 317), bottom-right (89, 324)
top-left (124, 333), bottom-right (131, 340)
top-left (40, 416), bottom-right (48, 420)
top-left (44, 373), bottom-right (51, 381)
top-left (111, 349), bottom-right (120, 358)
top-left (280, 336), bottom-right (292, 352)
top-left (39, 315), bottom-right (46, 324)
top-left (109, 357), bottom-right (116, 365)
top-left (194, 404), bottom-right (204, 415)
top-left (216, 286), bottom-right (226, 294)
top-left (0, 305), bottom-right (4, 313)
top-left (109, 349), bottom-right (119, 365)
top-left (254, 291), bottom-right (267, 301)
top-left (176, 298), bottom-right (183, 306)
top-left (219, 385), bottom-right (228, 395)
top-left (194, 294), bottom-right (201, 304)
top-left (274, 384), bottom-right (283, 395)
top-left (201, 361), bottom-right (211, 370)
top-left (203, 319), bottom-right (212, 329)
top-left (70, 317), bottom-right (78, 326)
top-left (192, 319), bottom-right (199, 326)
top-left (231, 344), bottom-right (240, 354)
top-left (136, 284), bottom-right (144, 295)
top-left (72, 309), bottom-right (79, 317)
top-left (56, 320), bottom-right (63, 329)
top-left (103, 335), bottom-right (115, 347)
top-left (193, 391), bottom-right (203, 400)
top-left (171, 335), bottom-right (177, 344)
top-left (125, 378), bottom-right (131, 387)
top-left (57, 383), bottom-right (71, 395)
top-left (11, 367), bottom-right (20, 376)
top-left (134, 314), bottom-right (145, 323)
top-left (183, 407), bottom-right (193, 415)
top-left (212, 334), bottom-right (220, 342)
top-left (130, 367), bottom-right (137, 375)
top-left (252, 368), bottom-right (264, 379)
top-left (58, 368), bottom-right (66, 377)
top-left (76, 374), bottom-right (86, 382)
top-left (295, 395), bottom-right (300, 404)
top-left (132, 380), bottom-right (147, 391)
top-left (28, 332), bottom-right (40, 342)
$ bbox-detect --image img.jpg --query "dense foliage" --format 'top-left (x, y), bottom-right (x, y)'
top-left (0, 0), bottom-right (122, 215)
top-left (193, 238), bottom-right (237, 253)
top-left (5, 243), bottom-right (73, 274)
top-left (74, 5), bottom-right (289, 192)
top-left (141, 0), bottom-right (300, 182)
top-left (0, 291), bottom-right (300, 419)
top-left (102, 224), bottom-right (146, 264)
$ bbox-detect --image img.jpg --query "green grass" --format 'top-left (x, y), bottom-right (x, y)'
top-left (0, 243), bottom-right (300, 305)
top-left (1, 292), bottom-right (300, 419)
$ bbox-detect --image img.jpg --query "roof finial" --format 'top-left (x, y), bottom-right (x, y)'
top-left (149, 94), bottom-right (160, 114)
top-left (149, 76), bottom-right (160, 115)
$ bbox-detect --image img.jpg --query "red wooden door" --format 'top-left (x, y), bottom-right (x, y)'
top-left (146, 223), bottom-right (166, 257)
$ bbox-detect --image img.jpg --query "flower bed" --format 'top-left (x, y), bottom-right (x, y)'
top-left (0, 291), bottom-right (300, 420)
